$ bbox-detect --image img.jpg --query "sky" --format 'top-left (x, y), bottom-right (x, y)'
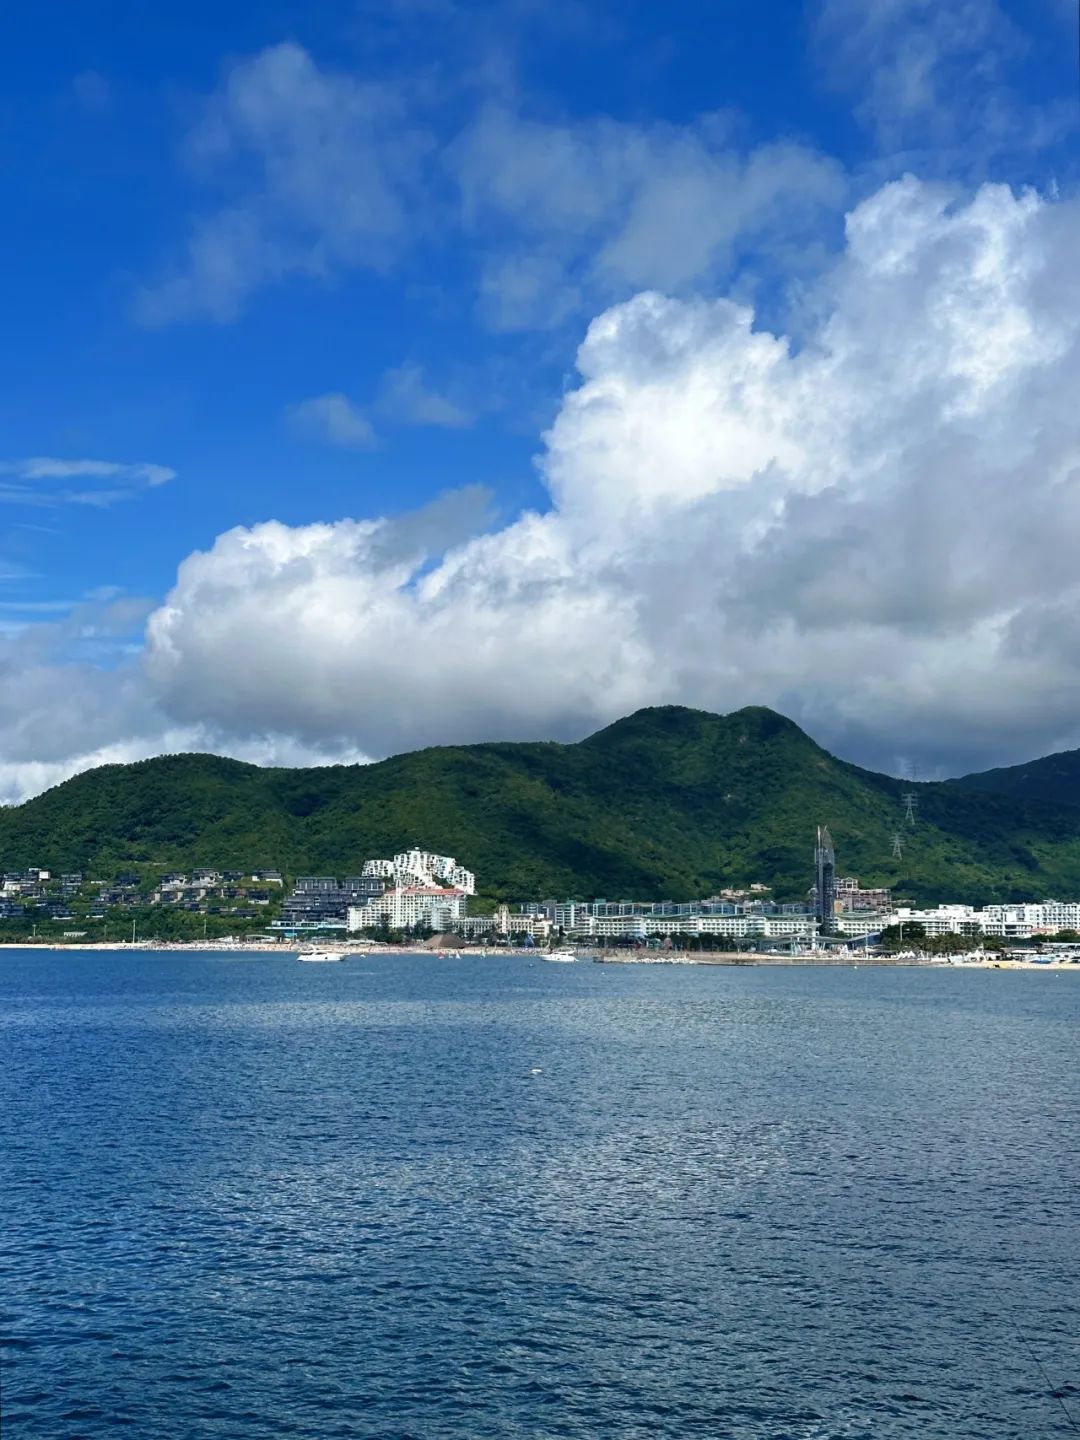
top-left (0, 0), bottom-right (1078, 800)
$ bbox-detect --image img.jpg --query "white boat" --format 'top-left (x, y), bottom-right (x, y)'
top-left (543, 949), bottom-right (579, 963)
top-left (297, 948), bottom-right (345, 963)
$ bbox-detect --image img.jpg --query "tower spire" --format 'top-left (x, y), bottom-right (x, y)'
top-left (814, 826), bottom-right (836, 935)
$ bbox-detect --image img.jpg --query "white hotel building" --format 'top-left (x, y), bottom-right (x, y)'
top-left (875, 901), bottom-right (1080, 940)
top-left (348, 886), bottom-right (466, 933)
top-left (362, 850), bottom-right (476, 895)
top-left (347, 849), bottom-right (474, 932)
top-left (569, 912), bottom-right (817, 943)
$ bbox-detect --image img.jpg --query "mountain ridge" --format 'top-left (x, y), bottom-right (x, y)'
top-left (3, 705), bottom-right (1080, 904)
top-left (955, 747), bottom-right (1080, 810)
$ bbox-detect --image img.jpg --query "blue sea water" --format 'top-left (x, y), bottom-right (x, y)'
top-left (1, 951), bottom-right (1077, 1439)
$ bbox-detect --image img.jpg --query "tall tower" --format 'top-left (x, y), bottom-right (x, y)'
top-left (815, 825), bottom-right (836, 935)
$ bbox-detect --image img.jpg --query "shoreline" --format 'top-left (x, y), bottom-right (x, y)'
top-left (0, 941), bottom-right (1076, 969)
top-left (0, 941), bottom-right (541, 957)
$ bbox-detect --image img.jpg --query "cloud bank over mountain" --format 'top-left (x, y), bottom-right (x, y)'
top-left (134, 178), bottom-right (1078, 773)
top-left (2, 175), bottom-right (1077, 802)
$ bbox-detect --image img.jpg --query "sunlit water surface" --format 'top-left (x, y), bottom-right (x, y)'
top-left (1, 950), bottom-right (1077, 1438)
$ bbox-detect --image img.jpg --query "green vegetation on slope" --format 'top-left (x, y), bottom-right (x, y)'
top-left (3, 705), bottom-right (1080, 904)
top-left (954, 749), bottom-right (1080, 809)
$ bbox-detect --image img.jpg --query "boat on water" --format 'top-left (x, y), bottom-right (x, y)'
top-left (297, 948), bottom-right (346, 963)
top-left (543, 949), bottom-right (579, 963)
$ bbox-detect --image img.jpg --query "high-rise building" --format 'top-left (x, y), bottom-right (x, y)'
top-left (814, 826), bottom-right (836, 934)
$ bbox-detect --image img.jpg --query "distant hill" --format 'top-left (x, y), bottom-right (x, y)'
top-left (3, 705), bottom-right (1080, 904)
top-left (955, 749), bottom-right (1080, 810)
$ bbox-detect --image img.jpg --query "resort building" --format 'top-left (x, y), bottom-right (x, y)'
top-left (491, 906), bottom-right (553, 940)
top-left (361, 850), bottom-right (476, 895)
top-left (833, 877), bottom-right (893, 913)
top-left (281, 876), bottom-right (385, 928)
top-left (347, 886), bottom-right (467, 932)
top-left (566, 911), bottom-right (817, 943)
top-left (979, 900), bottom-right (1080, 934)
top-left (886, 905), bottom-right (985, 937)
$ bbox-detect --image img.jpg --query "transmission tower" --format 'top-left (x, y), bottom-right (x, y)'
top-left (902, 792), bottom-right (918, 825)
top-left (891, 832), bottom-right (904, 860)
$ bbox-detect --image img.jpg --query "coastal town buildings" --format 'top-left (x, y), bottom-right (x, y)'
top-left (339, 850), bottom-right (474, 933)
top-left (882, 901), bottom-right (1080, 940)
top-left (279, 852), bottom-right (474, 932)
top-left (809, 877), bottom-right (893, 914)
top-left (563, 911), bottom-right (818, 942)
top-left (5, 834), bottom-right (1080, 949)
top-left (281, 876), bottom-right (385, 928)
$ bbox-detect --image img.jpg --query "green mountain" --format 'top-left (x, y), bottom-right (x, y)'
top-left (954, 749), bottom-right (1080, 810)
top-left (3, 705), bottom-right (1080, 904)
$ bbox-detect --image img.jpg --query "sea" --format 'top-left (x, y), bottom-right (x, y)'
top-left (1, 949), bottom-right (1077, 1439)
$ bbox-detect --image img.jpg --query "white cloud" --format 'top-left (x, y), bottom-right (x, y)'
top-left (137, 43), bottom-right (845, 331)
top-left (135, 42), bottom-right (431, 325)
top-left (7, 177), bottom-right (1079, 798)
top-left (0, 593), bottom-right (373, 804)
top-left (133, 178), bottom-right (1080, 778)
top-left (0, 725), bottom-right (372, 807)
top-left (815, 0), bottom-right (1014, 135)
top-left (377, 364), bottom-right (473, 429)
top-left (0, 458), bottom-right (175, 507)
top-left (287, 367), bottom-right (472, 450)
top-left (813, 0), bottom-right (1075, 159)
top-left (0, 458), bottom-right (174, 484)
top-left (453, 107), bottom-right (846, 327)
top-left (286, 393), bottom-right (377, 449)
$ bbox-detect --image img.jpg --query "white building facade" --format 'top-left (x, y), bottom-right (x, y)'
top-left (348, 886), bottom-right (467, 932)
top-left (566, 912), bottom-right (817, 943)
top-left (361, 850), bottom-right (476, 895)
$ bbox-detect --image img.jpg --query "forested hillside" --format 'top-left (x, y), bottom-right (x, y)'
top-left (955, 749), bottom-right (1080, 810)
top-left (3, 705), bottom-right (1080, 904)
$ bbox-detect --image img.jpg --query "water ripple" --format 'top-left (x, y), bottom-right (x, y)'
top-left (1, 951), bottom-right (1077, 1437)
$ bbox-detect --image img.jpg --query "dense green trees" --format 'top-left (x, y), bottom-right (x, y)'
top-left (879, 922), bottom-right (928, 948)
top-left (3, 704), bottom-right (1080, 905)
top-left (955, 750), bottom-right (1080, 808)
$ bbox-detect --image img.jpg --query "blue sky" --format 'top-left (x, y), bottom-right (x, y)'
top-left (0, 0), bottom-right (1078, 797)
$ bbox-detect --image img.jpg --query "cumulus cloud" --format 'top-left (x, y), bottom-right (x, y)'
top-left (286, 393), bottom-right (377, 449)
top-left (0, 592), bottom-right (374, 804)
top-left (5, 177), bottom-right (1078, 799)
top-left (0, 717), bottom-right (371, 807)
top-left (131, 178), bottom-right (1080, 779)
top-left (0, 596), bottom-right (171, 803)
top-left (0, 458), bottom-right (175, 507)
